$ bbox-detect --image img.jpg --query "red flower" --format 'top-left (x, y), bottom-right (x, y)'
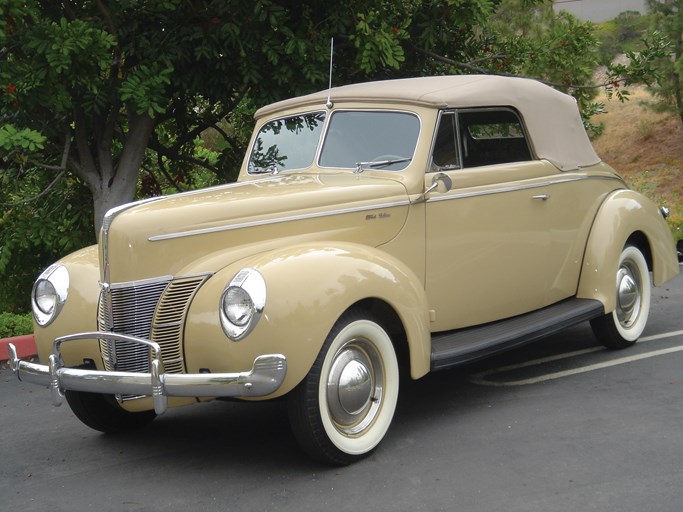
top-left (391, 26), bottom-right (399, 34)
top-left (6, 83), bottom-right (16, 95)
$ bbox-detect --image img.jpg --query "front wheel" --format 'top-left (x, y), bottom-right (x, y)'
top-left (590, 245), bottom-right (651, 349)
top-left (65, 390), bottom-right (156, 434)
top-left (288, 310), bottom-right (400, 465)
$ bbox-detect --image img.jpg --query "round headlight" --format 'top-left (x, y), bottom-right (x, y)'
top-left (34, 279), bottom-right (58, 315)
top-left (222, 286), bottom-right (254, 327)
top-left (32, 263), bottom-right (69, 327)
top-left (219, 268), bottom-right (266, 341)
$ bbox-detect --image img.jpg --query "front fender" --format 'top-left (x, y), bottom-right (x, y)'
top-left (183, 241), bottom-right (431, 398)
top-left (32, 245), bottom-right (101, 367)
top-left (577, 189), bottom-right (679, 312)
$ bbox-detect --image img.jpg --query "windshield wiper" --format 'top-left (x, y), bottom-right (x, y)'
top-left (354, 157), bottom-right (412, 173)
top-left (250, 164), bottom-right (281, 175)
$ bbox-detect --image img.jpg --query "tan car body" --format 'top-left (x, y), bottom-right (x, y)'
top-left (26, 76), bottom-right (679, 417)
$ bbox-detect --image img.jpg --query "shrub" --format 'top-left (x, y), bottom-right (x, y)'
top-left (0, 312), bottom-right (34, 338)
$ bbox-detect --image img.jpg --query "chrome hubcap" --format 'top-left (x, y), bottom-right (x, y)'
top-left (616, 262), bottom-right (641, 328)
top-left (327, 339), bottom-right (384, 436)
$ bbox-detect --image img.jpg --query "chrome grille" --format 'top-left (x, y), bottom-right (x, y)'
top-left (151, 275), bottom-right (209, 374)
top-left (98, 275), bottom-right (209, 395)
top-left (99, 277), bottom-right (172, 373)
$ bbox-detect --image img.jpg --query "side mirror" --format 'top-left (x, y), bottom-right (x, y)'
top-left (414, 173), bottom-right (452, 204)
top-left (429, 172), bottom-right (452, 194)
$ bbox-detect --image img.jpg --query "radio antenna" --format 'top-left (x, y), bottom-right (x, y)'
top-left (326, 37), bottom-right (334, 109)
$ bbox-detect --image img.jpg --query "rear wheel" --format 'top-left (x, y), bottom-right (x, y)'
top-left (288, 310), bottom-right (399, 465)
top-left (65, 390), bottom-right (156, 434)
top-left (590, 245), bottom-right (651, 349)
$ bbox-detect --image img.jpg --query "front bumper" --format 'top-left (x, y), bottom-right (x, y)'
top-left (7, 331), bottom-right (287, 415)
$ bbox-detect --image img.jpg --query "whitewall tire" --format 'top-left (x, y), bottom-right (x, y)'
top-left (591, 245), bottom-right (651, 349)
top-left (288, 309), bottom-right (399, 465)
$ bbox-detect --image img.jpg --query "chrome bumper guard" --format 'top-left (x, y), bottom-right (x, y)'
top-left (7, 332), bottom-right (287, 415)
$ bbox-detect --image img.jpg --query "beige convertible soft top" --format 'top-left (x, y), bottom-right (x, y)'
top-left (256, 75), bottom-right (601, 171)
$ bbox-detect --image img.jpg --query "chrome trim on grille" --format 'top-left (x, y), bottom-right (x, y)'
top-left (148, 200), bottom-right (410, 241)
top-left (151, 274), bottom-right (210, 373)
top-left (97, 273), bottom-right (211, 401)
top-left (99, 276), bottom-right (171, 373)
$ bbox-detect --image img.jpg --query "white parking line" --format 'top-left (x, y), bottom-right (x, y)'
top-left (469, 329), bottom-right (683, 387)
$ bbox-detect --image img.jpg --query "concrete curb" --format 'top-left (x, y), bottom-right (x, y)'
top-left (0, 334), bottom-right (37, 362)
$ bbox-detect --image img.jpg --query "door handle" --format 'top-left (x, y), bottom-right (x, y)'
top-left (532, 194), bottom-right (550, 201)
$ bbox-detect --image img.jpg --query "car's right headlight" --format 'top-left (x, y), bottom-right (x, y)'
top-left (32, 263), bottom-right (69, 327)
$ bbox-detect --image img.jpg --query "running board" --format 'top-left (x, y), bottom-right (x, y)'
top-left (430, 298), bottom-right (604, 371)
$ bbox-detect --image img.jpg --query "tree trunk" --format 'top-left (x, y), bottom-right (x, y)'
top-left (72, 110), bottom-right (156, 239)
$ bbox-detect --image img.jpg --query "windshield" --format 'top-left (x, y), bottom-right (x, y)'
top-left (248, 109), bottom-right (420, 174)
top-left (248, 111), bottom-right (326, 174)
top-left (319, 111), bottom-right (420, 171)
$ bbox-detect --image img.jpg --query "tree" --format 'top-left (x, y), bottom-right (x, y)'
top-left (647, 0), bottom-right (683, 125)
top-left (485, 0), bottom-right (670, 136)
top-left (1, 0), bottom-right (515, 236)
top-left (1, 0), bottom-right (670, 313)
top-left (0, 170), bottom-right (94, 312)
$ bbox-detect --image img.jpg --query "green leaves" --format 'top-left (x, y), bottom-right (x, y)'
top-left (0, 124), bottom-right (46, 151)
top-left (120, 64), bottom-right (173, 117)
top-left (352, 11), bottom-right (407, 72)
top-left (26, 18), bottom-right (115, 74)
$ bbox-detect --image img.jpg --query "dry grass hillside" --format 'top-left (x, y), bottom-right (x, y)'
top-left (592, 88), bottom-right (683, 240)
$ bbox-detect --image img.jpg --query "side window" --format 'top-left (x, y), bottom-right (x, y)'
top-left (458, 109), bottom-right (532, 168)
top-left (430, 112), bottom-right (460, 171)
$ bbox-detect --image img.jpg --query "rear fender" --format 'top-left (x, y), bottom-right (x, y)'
top-left (577, 190), bottom-right (679, 312)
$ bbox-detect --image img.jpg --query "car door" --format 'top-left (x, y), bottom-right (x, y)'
top-left (425, 109), bottom-right (559, 332)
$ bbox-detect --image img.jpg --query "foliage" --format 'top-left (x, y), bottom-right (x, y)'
top-left (0, 311), bottom-right (33, 337)
top-left (488, 1), bottom-right (670, 137)
top-left (645, 0), bottom-right (683, 126)
top-left (0, 171), bottom-right (95, 312)
top-left (0, 124), bottom-right (45, 151)
top-left (595, 10), bottom-right (652, 65)
top-left (1, 0), bottom-right (532, 312)
top-left (1, 0), bottom-right (523, 237)
top-left (0, 0), bottom-right (671, 313)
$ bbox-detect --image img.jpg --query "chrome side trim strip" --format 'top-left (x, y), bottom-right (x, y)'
top-left (427, 180), bottom-right (548, 202)
top-left (101, 196), bottom-right (166, 292)
top-left (149, 200), bottom-right (411, 241)
top-left (426, 174), bottom-right (622, 203)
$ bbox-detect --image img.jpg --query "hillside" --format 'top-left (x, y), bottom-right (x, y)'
top-left (592, 87), bottom-right (683, 239)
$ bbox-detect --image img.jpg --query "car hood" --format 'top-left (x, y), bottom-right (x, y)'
top-left (102, 173), bottom-right (410, 283)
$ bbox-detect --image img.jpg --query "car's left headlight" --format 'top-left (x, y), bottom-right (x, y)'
top-left (220, 268), bottom-right (266, 341)
top-left (32, 263), bottom-right (69, 327)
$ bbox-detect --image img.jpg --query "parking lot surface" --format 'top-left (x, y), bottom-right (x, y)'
top-left (2, 269), bottom-right (682, 512)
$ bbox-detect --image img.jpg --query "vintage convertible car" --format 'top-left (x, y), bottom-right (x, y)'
top-left (9, 75), bottom-right (679, 465)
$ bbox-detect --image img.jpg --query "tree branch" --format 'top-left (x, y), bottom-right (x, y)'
top-left (156, 152), bottom-right (185, 193)
top-left (413, 45), bottom-right (642, 91)
top-left (148, 134), bottom-right (219, 175)
top-left (28, 128), bottom-right (72, 171)
top-left (95, 0), bottom-right (121, 68)
top-left (72, 107), bottom-right (100, 190)
top-left (0, 170), bottom-right (67, 206)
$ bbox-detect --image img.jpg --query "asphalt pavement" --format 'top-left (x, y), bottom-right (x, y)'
top-left (2, 267), bottom-right (682, 512)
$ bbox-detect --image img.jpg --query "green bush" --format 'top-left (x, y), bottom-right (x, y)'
top-left (595, 11), bottom-right (652, 64)
top-left (0, 312), bottom-right (34, 338)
